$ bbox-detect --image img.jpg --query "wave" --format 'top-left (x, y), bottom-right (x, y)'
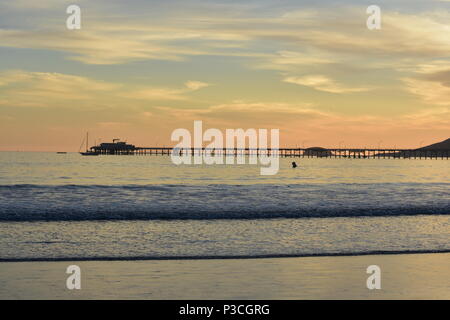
top-left (0, 207), bottom-right (449, 222)
top-left (0, 183), bottom-right (449, 221)
top-left (1, 249), bottom-right (450, 262)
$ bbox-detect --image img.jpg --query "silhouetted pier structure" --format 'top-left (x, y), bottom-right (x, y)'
top-left (90, 143), bottom-right (450, 159)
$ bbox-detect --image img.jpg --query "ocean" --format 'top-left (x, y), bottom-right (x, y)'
top-left (0, 151), bottom-right (449, 261)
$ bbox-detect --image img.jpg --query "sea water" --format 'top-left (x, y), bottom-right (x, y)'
top-left (0, 151), bottom-right (449, 261)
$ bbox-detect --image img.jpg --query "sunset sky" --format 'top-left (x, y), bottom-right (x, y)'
top-left (0, 0), bottom-right (449, 151)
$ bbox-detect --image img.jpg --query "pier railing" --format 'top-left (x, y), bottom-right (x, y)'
top-left (90, 146), bottom-right (450, 159)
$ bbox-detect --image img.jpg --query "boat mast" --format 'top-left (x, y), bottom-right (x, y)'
top-left (86, 132), bottom-right (88, 152)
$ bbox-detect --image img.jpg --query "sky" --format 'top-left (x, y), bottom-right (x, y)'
top-left (0, 0), bottom-right (449, 151)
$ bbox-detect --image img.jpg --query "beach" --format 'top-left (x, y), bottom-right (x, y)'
top-left (1, 153), bottom-right (449, 299)
top-left (2, 0), bottom-right (450, 303)
top-left (1, 253), bottom-right (449, 299)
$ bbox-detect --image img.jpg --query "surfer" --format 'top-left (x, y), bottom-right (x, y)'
top-left (292, 161), bottom-right (298, 168)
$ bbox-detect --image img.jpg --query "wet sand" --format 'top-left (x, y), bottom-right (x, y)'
top-left (0, 253), bottom-right (449, 299)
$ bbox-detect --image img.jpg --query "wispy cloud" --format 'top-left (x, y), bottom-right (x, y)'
top-left (184, 81), bottom-right (210, 91)
top-left (403, 76), bottom-right (450, 106)
top-left (283, 75), bottom-right (371, 94)
top-left (0, 70), bottom-right (210, 107)
top-left (1, 6), bottom-right (449, 66)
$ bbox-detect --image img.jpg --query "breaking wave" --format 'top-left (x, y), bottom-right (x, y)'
top-left (0, 183), bottom-right (449, 221)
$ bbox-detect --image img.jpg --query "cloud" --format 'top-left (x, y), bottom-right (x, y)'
top-left (0, 70), bottom-right (119, 91)
top-left (422, 69), bottom-right (450, 87)
top-left (0, 28), bottom-right (208, 65)
top-left (184, 81), bottom-right (210, 91)
top-left (1, 5), bottom-right (449, 67)
top-left (0, 0), bottom-right (79, 9)
top-left (148, 101), bottom-right (330, 130)
top-left (402, 66), bottom-right (450, 106)
top-left (125, 88), bottom-right (188, 101)
top-left (0, 70), bottom-right (210, 108)
top-left (403, 76), bottom-right (450, 106)
top-left (272, 10), bottom-right (450, 58)
top-left (255, 50), bottom-right (334, 71)
top-left (410, 61), bottom-right (450, 74)
top-left (283, 75), bottom-right (371, 94)
top-left (402, 106), bottom-right (450, 130)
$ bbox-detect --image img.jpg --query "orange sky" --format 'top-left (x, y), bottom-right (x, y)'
top-left (0, 1), bottom-right (449, 151)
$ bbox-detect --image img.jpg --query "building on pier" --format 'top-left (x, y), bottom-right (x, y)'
top-left (91, 139), bottom-right (136, 155)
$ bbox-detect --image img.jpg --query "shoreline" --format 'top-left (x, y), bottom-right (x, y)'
top-left (2, 249), bottom-right (450, 263)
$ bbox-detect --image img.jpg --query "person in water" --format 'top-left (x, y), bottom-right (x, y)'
top-left (292, 161), bottom-right (297, 168)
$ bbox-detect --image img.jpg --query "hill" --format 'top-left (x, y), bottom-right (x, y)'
top-left (418, 138), bottom-right (450, 151)
top-left (373, 138), bottom-right (450, 158)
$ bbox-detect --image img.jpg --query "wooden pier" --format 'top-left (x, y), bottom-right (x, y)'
top-left (90, 145), bottom-right (450, 159)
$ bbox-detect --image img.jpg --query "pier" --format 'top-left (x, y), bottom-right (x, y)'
top-left (90, 143), bottom-right (450, 159)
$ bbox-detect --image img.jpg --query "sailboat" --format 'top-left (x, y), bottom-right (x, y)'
top-left (80, 132), bottom-right (99, 156)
